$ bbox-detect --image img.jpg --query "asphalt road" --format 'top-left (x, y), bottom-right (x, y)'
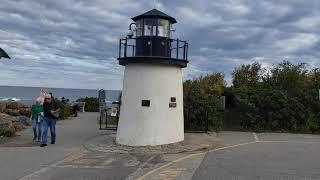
top-left (190, 132), bottom-right (320, 180)
top-left (2, 114), bottom-right (320, 180)
top-left (141, 132), bottom-right (320, 180)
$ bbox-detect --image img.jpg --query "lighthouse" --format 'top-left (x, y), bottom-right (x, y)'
top-left (116, 9), bottom-right (189, 146)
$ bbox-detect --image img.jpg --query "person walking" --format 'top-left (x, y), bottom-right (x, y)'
top-left (40, 94), bottom-right (60, 147)
top-left (31, 97), bottom-right (43, 142)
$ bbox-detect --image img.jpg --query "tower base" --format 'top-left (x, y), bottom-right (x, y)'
top-left (116, 63), bottom-right (184, 146)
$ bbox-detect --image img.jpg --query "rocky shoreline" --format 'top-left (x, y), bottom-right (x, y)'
top-left (0, 102), bottom-right (31, 137)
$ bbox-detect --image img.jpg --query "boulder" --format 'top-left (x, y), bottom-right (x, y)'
top-left (6, 102), bottom-right (21, 110)
top-left (5, 109), bottom-right (20, 116)
top-left (0, 102), bottom-right (6, 113)
top-left (13, 122), bottom-right (26, 131)
top-left (19, 107), bottom-right (31, 117)
top-left (15, 115), bottom-right (31, 126)
top-left (0, 113), bottom-right (14, 129)
top-left (20, 103), bottom-right (29, 108)
top-left (0, 113), bottom-right (15, 137)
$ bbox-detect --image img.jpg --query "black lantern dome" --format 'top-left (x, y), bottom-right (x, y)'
top-left (118, 9), bottom-right (189, 68)
top-left (132, 9), bottom-right (177, 24)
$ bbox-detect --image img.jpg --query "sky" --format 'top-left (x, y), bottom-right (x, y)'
top-left (0, 0), bottom-right (319, 90)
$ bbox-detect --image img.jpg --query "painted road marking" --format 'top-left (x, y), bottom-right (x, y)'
top-left (253, 132), bottom-right (259, 142)
top-left (18, 148), bottom-right (86, 180)
top-left (151, 168), bottom-right (186, 179)
top-left (137, 141), bottom-right (258, 180)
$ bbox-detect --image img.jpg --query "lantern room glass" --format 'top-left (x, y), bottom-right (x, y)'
top-left (135, 18), bottom-right (172, 37)
top-left (144, 19), bottom-right (157, 36)
top-left (136, 19), bottom-right (143, 37)
top-left (158, 19), bottom-right (170, 37)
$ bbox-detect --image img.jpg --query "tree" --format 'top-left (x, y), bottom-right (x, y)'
top-left (228, 60), bottom-right (320, 133)
top-left (184, 73), bottom-right (224, 131)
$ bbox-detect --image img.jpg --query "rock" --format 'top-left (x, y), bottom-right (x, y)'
top-left (6, 102), bottom-right (21, 110)
top-left (12, 122), bottom-right (25, 132)
top-left (20, 103), bottom-right (29, 108)
top-left (0, 113), bottom-right (14, 129)
top-left (5, 109), bottom-right (20, 116)
top-left (0, 102), bottom-right (6, 113)
top-left (19, 107), bottom-right (31, 117)
top-left (15, 116), bottom-right (31, 126)
top-left (0, 113), bottom-right (15, 137)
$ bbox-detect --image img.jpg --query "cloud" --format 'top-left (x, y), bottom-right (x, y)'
top-left (273, 33), bottom-right (318, 53)
top-left (0, 0), bottom-right (319, 89)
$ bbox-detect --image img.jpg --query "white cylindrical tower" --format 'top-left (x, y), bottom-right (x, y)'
top-left (116, 9), bottom-right (189, 146)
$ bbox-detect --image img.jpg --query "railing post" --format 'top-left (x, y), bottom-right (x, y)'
top-left (186, 43), bottom-right (188, 61)
top-left (99, 110), bottom-right (102, 129)
top-left (105, 110), bottom-right (108, 129)
top-left (176, 39), bottom-right (179, 59)
top-left (206, 111), bottom-right (209, 132)
top-left (119, 39), bottom-right (122, 58)
top-left (124, 37), bottom-right (127, 58)
top-left (150, 36), bottom-right (153, 56)
top-left (183, 41), bottom-right (186, 60)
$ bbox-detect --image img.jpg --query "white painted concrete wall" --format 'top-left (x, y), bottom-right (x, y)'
top-left (116, 63), bottom-right (184, 146)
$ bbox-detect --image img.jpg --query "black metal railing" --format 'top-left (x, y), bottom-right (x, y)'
top-left (119, 37), bottom-right (188, 61)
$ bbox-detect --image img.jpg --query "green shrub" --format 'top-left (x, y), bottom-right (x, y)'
top-left (60, 104), bottom-right (71, 120)
top-left (184, 73), bottom-right (224, 131)
top-left (186, 61), bottom-right (320, 134)
top-left (228, 61), bottom-right (320, 133)
top-left (77, 97), bottom-right (99, 112)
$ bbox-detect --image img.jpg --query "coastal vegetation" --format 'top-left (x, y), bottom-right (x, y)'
top-left (184, 61), bottom-right (320, 133)
top-left (76, 97), bottom-right (99, 112)
top-left (54, 98), bottom-right (71, 120)
top-left (184, 73), bottom-right (224, 131)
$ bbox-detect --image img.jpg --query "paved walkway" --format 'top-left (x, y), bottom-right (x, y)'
top-left (2, 114), bottom-right (320, 180)
top-left (0, 113), bottom-right (166, 180)
top-left (0, 113), bottom-right (102, 180)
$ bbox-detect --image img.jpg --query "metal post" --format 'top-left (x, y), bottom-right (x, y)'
top-left (183, 42), bottom-right (186, 60)
top-left (119, 39), bottom-right (122, 58)
top-left (176, 39), bottom-right (179, 59)
top-left (150, 36), bottom-right (153, 56)
top-left (206, 111), bottom-right (209, 132)
top-left (186, 43), bottom-right (189, 60)
top-left (105, 110), bottom-right (108, 128)
top-left (124, 37), bottom-right (127, 58)
top-left (99, 110), bottom-right (102, 129)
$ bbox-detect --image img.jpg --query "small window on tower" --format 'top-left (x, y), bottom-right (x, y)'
top-left (170, 97), bottom-right (176, 102)
top-left (141, 100), bottom-right (150, 107)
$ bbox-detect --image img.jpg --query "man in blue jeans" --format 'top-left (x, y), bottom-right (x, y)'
top-left (41, 94), bottom-right (60, 147)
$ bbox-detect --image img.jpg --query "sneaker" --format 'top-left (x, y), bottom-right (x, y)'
top-left (33, 137), bottom-right (37, 141)
top-left (40, 144), bottom-right (47, 147)
top-left (51, 141), bottom-right (55, 144)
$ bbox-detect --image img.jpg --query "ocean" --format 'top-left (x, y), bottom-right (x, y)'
top-left (0, 86), bottom-right (120, 105)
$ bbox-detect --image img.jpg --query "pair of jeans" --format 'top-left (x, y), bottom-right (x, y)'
top-left (41, 116), bottom-right (56, 144)
top-left (32, 117), bottom-right (42, 141)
